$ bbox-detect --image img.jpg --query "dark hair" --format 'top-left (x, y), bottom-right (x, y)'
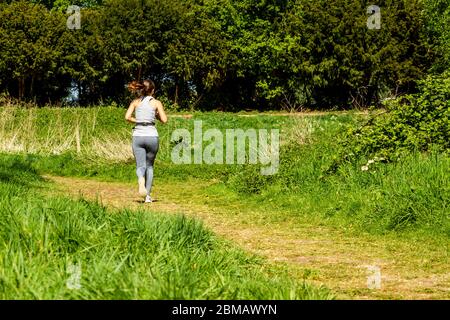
top-left (127, 79), bottom-right (155, 96)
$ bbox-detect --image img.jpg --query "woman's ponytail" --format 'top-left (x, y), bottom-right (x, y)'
top-left (127, 79), bottom-right (155, 96)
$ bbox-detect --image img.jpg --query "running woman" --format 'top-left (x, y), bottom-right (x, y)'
top-left (125, 79), bottom-right (168, 203)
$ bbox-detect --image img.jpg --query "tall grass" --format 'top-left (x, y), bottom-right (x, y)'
top-left (0, 106), bottom-right (315, 180)
top-left (0, 156), bottom-right (331, 299)
top-left (1, 106), bottom-right (447, 236)
top-left (0, 106), bottom-right (133, 162)
top-left (229, 117), bottom-right (450, 236)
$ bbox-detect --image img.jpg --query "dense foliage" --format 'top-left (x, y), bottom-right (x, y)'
top-left (334, 72), bottom-right (449, 167)
top-left (0, 0), bottom-right (447, 109)
top-left (424, 0), bottom-right (450, 72)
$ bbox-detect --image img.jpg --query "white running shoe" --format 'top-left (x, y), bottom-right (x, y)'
top-left (145, 195), bottom-right (152, 203)
top-left (138, 177), bottom-right (147, 196)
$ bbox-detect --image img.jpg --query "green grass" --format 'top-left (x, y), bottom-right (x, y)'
top-left (2, 108), bottom-right (447, 237)
top-left (229, 145), bottom-right (450, 237)
top-left (1, 107), bottom-right (448, 299)
top-left (0, 156), bottom-right (331, 299)
top-left (0, 107), bottom-right (357, 181)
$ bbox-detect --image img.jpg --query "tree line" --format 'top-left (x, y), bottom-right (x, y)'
top-left (0, 0), bottom-right (448, 110)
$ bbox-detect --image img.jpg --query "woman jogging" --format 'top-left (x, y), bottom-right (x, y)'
top-left (125, 79), bottom-right (168, 203)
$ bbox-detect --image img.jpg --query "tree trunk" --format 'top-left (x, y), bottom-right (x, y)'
top-left (30, 75), bottom-right (35, 98)
top-left (18, 77), bottom-right (25, 100)
top-left (174, 84), bottom-right (179, 105)
top-left (77, 81), bottom-right (82, 104)
top-left (137, 66), bottom-right (142, 81)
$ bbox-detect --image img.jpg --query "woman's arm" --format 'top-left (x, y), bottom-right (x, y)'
top-left (125, 100), bottom-right (138, 123)
top-left (155, 100), bottom-right (168, 124)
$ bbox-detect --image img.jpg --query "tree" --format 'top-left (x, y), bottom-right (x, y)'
top-left (259, 0), bottom-right (431, 109)
top-left (423, 0), bottom-right (450, 73)
top-left (0, 0), bottom-right (438, 109)
top-left (0, 1), bottom-right (61, 100)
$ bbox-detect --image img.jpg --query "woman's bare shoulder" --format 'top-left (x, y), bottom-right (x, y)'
top-left (131, 98), bottom-right (141, 106)
top-left (151, 98), bottom-right (163, 107)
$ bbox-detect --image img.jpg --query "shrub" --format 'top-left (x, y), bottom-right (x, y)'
top-left (333, 72), bottom-right (449, 168)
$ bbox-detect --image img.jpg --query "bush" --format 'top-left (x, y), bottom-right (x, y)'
top-left (334, 72), bottom-right (450, 167)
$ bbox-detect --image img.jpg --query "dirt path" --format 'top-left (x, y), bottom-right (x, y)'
top-left (44, 175), bottom-right (449, 300)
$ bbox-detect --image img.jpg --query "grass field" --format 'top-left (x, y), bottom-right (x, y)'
top-left (0, 106), bottom-right (448, 299)
top-left (0, 152), bottom-right (331, 299)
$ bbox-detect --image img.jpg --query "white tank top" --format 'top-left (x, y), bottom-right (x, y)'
top-left (132, 96), bottom-right (158, 137)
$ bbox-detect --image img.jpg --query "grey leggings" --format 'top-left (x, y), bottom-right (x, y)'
top-left (132, 136), bottom-right (159, 195)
